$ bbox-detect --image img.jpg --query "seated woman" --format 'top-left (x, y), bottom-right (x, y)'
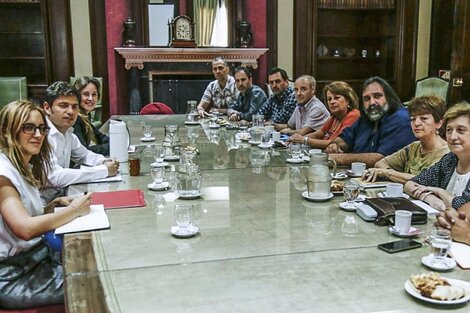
top-left (436, 203), bottom-right (470, 245)
top-left (363, 95), bottom-right (449, 184)
top-left (288, 81), bottom-right (360, 149)
top-left (404, 102), bottom-right (470, 211)
top-left (73, 76), bottom-right (109, 156)
top-left (0, 100), bottom-right (91, 309)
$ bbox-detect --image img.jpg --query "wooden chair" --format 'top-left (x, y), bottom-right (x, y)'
top-left (408, 76), bottom-right (449, 104)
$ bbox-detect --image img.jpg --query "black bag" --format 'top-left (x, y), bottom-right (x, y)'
top-left (363, 197), bottom-right (428, 226)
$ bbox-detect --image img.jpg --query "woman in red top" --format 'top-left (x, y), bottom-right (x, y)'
top-left (289, 81), bottom-right (360, 149)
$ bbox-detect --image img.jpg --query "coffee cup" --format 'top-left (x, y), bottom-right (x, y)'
top-left (351, 162), bottom-right (366, 176)
top-left (394, 210), bottom-right (412, 234)
top-left (386, 183), bottom-right (403, 197)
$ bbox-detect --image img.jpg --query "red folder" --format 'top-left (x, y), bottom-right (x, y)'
top-left (91, 189), bottom-right (145, 209)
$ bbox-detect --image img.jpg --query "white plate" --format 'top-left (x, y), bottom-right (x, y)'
top-left (388, 226), bottom-right (422, 238)
top-left (331, 172), bottom-right (348, 180)
top-left (150, 161), bottom-right (170, 167)
top-left (379, 192), bottom-right (410, 199)
top-left (404, 278), bottom-right (470, 305)
top-left (148, 181), bottom-right (170, 191)
top-left (248, 140), bottom-right (261, 145)
top-left (421, 254), bottom-right (457, 271)
top-left (258, 143), bottom-right (273, 149)
top-left (209, 124), bottom-right (220, 129)
top-left (301, 191), bottom-right (334, 202)
top-left (184, 121), bottom-right (200, 126)
top-left (339, 201), bottom-right (358, 212)
top-left (286, 157), bottom-right (303, 164)
top-left (176, 191), bottom-right (204, 199)
top-left (164, 155), bottom-right (180, 161)
top-left (236, 133), bottom-right (251, 141)
top-left (140, 137), bottom-right (156, 142)
top-left (170, 225), bottom-right (199, 238)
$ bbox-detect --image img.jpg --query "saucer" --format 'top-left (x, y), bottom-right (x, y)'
top-left (248, 140), bottom-right (261, 145)
top-left (286, 157), bottom-right (303, 164)
top-left (301, 191), bottom-right (334, 202)
top-left (170, 225), bottom-right (199, 238)
top-left (164, 155), bottom-right (180, 161)
top-left (150, 161), bottom-right (170, 167)
top-left (148, 181), bottom-right (170, 191)
top-left (209, 124), bottom-right (220, 129)
top-left (331, 172), bottom-right (348, 180)
top-left (184, 121), bottom-right (200, 126)
top-left (258, 142), bottom-right (273, 149)
top-left (421, 254), bottom-right (457, 271)
top-left (140, 137), bottom-right (156, 142)
top-left (379, 192), bottom-right (410, 199)
top-left (345, 170), bottom-right (362, 178)
top-left (176, 191), bottom-right (204, 199)
top-left (339, 201), bottom-right (358, 212)
top-left (389, 226), bottom-right (422, 238)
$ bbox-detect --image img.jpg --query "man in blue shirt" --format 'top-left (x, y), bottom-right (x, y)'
top-left (228, 66), bottom-right (267, 125)
top-left (326, 76), bottom-right (416, 167)
top-left (256, 67), bottom-right (296, 124)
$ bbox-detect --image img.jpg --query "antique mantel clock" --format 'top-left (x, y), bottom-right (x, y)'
top-left (168, 15), bottom-right (197, 48)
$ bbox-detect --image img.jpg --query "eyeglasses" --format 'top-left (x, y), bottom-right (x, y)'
top-left (21, 123), bottom-right (50, 135)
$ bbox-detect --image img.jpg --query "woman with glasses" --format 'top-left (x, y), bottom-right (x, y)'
top-left (0, 100), bottom-right (92, 309)
top-left (72, 76), bottom-right (109, 156)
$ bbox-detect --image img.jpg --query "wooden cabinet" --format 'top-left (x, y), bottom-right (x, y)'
top-left (0, 0), bottom-right (73, 102)
top-left (294, 0), bottom-right (418, 101)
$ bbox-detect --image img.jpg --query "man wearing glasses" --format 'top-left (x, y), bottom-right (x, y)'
top-left (42, 81), bottom-right (119, 203)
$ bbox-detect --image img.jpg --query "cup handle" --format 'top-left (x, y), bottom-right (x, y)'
top-left (328, 159), bottom-right (337, 176)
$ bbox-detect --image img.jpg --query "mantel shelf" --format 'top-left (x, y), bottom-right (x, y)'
top-left (115, 47), bottom-right (269, 70)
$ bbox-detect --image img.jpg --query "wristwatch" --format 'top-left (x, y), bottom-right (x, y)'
top-left (303, 137), bottom-right (308, 145)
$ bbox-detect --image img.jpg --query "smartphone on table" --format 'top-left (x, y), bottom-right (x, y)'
top-left (377, 239), bottom-right (422, 254)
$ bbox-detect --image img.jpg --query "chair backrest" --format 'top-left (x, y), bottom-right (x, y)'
top-left (140, 102), bottom-right (175, 115)
top-left (70, 76), bottom-right (103, 128)
top-left (414, 77), bottom-right (449, 101)
top-left (0, 76), bottom-right (27, 109)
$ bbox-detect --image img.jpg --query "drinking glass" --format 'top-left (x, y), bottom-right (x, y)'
top-left (343, 182), bottom-right (360, 204)
top-left (151, 167), bottom-right (165, 185)
top-left (153, 145), bottom-right (164, 164)
top-left (174, 204), bottom-right (192, 229)
top-left (142, 124), bottom-right (152, 138)
top-left (152, 194), bottom-right (167, 215)
top-left (187, 127), bottom-right (199, 146)
top-left (289, 143), bottom-right (302, 160)
top-left (430, 228), bottom-right (452, 266)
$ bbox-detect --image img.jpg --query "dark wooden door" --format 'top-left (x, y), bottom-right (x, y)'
top-left (448, 0), bottom-right (470, 104)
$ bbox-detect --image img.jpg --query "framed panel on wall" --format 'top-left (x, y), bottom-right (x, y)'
top-left (146, 0), bottom-right (178, 47)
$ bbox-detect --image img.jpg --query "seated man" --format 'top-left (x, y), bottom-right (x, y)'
top-left (197, 57), bottom-right (238, 116)
top-left (227, 66), bottom-right (267, 125)
top-left (256, 67), bottom-right (296, 124)
top-left (325, 76), bottom-right (415, 167)
top-left (274, 75), bottom-right (329, 135)
top-left (42, 81), bottom-right (119, 203)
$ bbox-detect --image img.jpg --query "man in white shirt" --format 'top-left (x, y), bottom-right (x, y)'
top-left (42, 81), bottom-right (119, 203)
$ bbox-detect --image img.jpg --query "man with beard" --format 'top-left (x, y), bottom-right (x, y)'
top-left (227, 66), bottom-right (267, 125)
top-left (256, 67), bottom-right (296, 124)
top-left (325, 76), bottom-right (415, 167)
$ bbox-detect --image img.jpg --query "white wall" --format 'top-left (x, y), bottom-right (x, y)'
top-left (416, 0), bottom-right (432, 80)
top-left (277, 0), bottom-right (294, 78)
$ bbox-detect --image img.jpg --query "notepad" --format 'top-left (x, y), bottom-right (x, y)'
top-left (54, 204), bottom-right (110, 234)
top-left (88, 173), bottom-right (123, 183)
top-left (451, 242), bottom-right (470, 269)
top-left (91, 189), bottom-right (146, 209)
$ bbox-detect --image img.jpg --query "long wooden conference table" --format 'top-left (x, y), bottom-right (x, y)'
top-left (64, 115), bottom-right (470, 312)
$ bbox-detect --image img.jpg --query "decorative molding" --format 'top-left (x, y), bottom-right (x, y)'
top-left (115, 47), bottom-right (268, 70)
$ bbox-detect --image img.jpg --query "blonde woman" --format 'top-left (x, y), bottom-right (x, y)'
top-left (0, 100), bottom-right (91, 309)
top-left (73, 76), bottom-right (109, 156)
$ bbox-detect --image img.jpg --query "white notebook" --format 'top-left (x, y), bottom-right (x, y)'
top-left (54, 204), bottom-right (110, 234)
